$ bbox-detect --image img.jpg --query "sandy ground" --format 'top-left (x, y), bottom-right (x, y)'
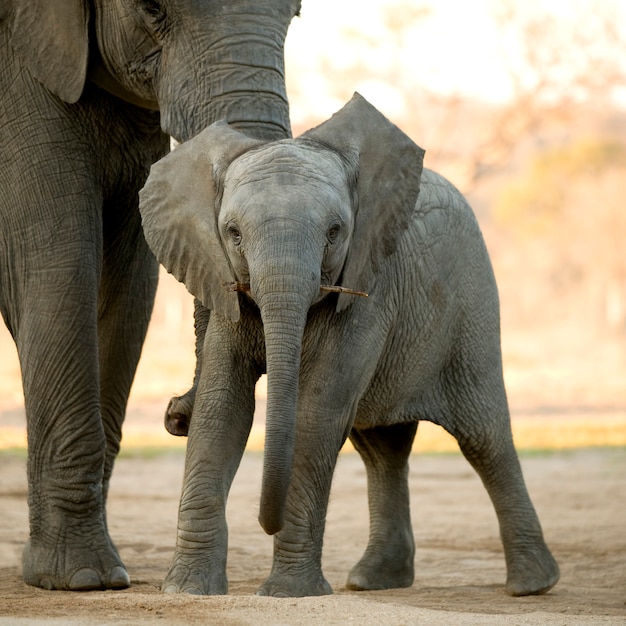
top-left (1, 276), bottom-right (626, 624)
top-left (1, 441), bottom-right (625, 625)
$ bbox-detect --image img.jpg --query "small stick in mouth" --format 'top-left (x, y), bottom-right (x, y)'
top-left (223, 281), bottom-right (251, 293)
top-left (223, 282), bottom-right (368, 298)
top-left (319, 285), bottom-right (368, 298)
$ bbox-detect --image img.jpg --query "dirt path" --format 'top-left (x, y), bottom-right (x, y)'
top-left (1, 446), bottom-right (625, 625)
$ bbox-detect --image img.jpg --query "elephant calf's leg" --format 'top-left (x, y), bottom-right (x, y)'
top-left (346, 422), bottom-right (417, 591)
top-left (163, 323), bottom-right (257, 595)
top-left (257, 423), bottom-right (346, 597)
top-left (164, 299), bottom-right (209, 436)
top-left (449, 404), bottom-right (559, 596)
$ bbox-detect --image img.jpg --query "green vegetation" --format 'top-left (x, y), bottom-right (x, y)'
top-left (494, 138), bottom-right (626, 235)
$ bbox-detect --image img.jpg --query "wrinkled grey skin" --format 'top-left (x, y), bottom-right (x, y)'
top-left (0, 0), bottom-right (299, 591)
top-left (140, 93), bottom-right (560, 598)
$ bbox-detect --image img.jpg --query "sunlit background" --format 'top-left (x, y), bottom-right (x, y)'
top-left (2, 0), bottom-right (626, 451)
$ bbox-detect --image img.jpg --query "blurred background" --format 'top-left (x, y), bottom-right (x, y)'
top-left (2, 0), bottom-right (625, 450)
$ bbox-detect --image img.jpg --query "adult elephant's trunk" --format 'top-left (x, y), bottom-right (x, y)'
top-left (250, 234), bottom-right (320, 535)
top-left (158, 10), bottom-right (292, 142)
top-left (156, 6), bottom-right (293, 436)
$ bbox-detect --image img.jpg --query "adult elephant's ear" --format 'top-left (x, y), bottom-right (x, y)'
top-left (7, 0), bottom-right (89, 103)
top-left (302, 93), bottom-right (425, 311)
top-left (139, 121), bottom-right (263, 322)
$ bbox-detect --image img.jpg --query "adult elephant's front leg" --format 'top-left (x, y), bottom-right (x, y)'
top-left (16, 218), bottom-right (129, 591)
top-left (98, 196), bottom-right (160, 501)
top-left (162, 319), bottom-right (257, 595)
top-left (256, 414), bottom-right (345, 598)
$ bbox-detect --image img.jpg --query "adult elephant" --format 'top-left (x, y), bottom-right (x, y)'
top-left (0, 0), bottom-right (299, 591)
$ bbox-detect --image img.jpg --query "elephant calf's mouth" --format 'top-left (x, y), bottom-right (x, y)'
top-left (222, 281), bottom-right (368, 298)
top-left (223, 281), bottom-right (252, 293)
top-left (319, 285), bottom-right (368, 297)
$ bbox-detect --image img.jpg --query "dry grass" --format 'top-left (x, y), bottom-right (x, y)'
top-left (2, 411), bottom-right (624, 454)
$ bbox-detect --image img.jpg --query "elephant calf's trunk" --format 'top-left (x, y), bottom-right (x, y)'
top-left (257, 335), bottom-right (300, 535)
top-left (256, 289), bottom-right (312, 535)
top-left (258, 426), bottom-right (294, 535)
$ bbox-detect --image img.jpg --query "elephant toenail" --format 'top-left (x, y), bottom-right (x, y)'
top-left (109, 566), bottom-right (131, 588)
top-left (69, 568), bottom-right (102, 590)
top-left (39, 577), bottom-right (54, 590)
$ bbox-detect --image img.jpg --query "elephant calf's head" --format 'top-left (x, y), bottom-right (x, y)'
top-left (216, 140), bottom-right (357, 310)
top-left (139, 92), bottom-right (425, 320)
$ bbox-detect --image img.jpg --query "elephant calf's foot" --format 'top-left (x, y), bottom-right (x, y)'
top-left (164, 392), bottom-right (194, 436)
top-left (505, 544), bottom-right (560, 596)
top-left (22, 539), bottom-right (130, 591)
top-left (346, 548), bottom-right (414, 591)
top-left (257, 569), bottom-right (332, 598)
top-left (162, 558), bottom-right (227, 595)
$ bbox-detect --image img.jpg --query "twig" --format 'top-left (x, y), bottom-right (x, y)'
top-left (223, 282), bottom-right (368, 298)
top-left (320, 285), bottom-right (368, 298)
top-left (223, 281), bottom-right (251, 293)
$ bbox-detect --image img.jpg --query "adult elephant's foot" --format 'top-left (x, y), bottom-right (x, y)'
top-left (504, 543), bottom-right (560, 596)
top-left (346, 546), bottom-right (414, 591)
top-left (256, 569), bottom-right (332, 597)
top-left (22, 538), bottom-right (130, 591)
top-left (164, 390), bottom-right (195, 436)
top-left (161, 554), bottom-right (227, 595)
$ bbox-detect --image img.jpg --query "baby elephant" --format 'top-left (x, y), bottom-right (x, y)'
top-left (139, 93), bottom-right (559, 598)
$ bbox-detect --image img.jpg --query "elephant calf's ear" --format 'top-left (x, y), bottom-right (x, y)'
top-left (139, 122), bottom-right (263, 322)
top-left (303, 93), bottom-right (425, 311)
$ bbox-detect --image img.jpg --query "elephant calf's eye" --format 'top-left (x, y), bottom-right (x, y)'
top-left (326, 224), bottom-right (340, 244)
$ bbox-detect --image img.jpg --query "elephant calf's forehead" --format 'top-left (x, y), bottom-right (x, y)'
top-left (225, 142), bottom-right (348, 192)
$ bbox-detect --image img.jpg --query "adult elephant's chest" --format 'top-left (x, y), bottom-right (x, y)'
top-left (78, 87), bottom-right (168, 200)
